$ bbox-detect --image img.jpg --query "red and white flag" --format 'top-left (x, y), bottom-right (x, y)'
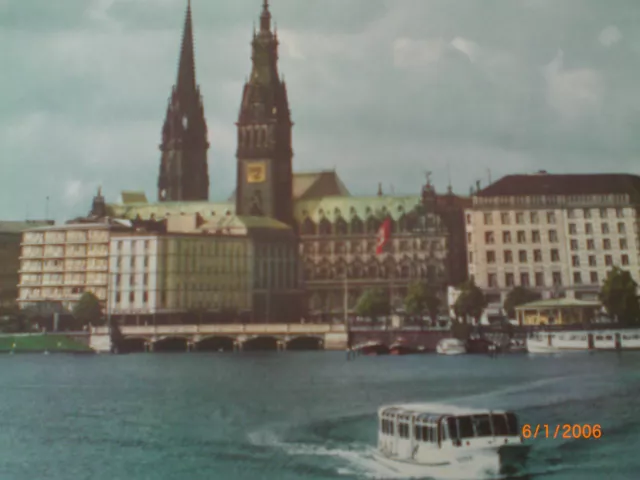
top-left (376, 218), bottom-right (391, 255)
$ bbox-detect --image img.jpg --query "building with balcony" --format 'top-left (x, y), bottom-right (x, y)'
top-left (107, 213), bottom-right (303, 325)
top-left (466, 172), bottom-right (640, 318)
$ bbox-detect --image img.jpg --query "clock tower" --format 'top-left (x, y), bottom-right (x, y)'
top-left (235, 0), bottom-right (294, 227)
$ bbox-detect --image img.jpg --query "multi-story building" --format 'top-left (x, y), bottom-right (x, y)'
top-left (0, 220), bottom-right (53, 310)
top-left (107, 213), bottom-right (302, 325)
top-left (466, 172), bottom-right (640, 318)
top-left (17, 220), bottom-right (130, 312)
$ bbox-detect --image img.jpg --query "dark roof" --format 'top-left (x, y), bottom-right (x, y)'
top-left (477, 173), bottom-right (640, 198)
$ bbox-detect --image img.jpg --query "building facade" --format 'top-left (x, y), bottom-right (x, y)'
top-left (107, 213), bottom-right (303, 325)
top-left (17, 221), bottom-right (129, 311)
top-left (466, 172), bottom-right (640, 317)
top-left (0, 220), bottom-right (53, 310)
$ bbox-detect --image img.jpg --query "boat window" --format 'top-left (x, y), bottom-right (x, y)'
top-left (605, 335), bottom-right (612, 340)
top-left (399, 423), bottom-right (410, 438)
top-left (596, 336), bottom-right (603, 340)
top-left (491, 414), bottom-right (509, 436)
top-left (623, 335), bottom-right (629, 340)
top-left (446, 417), bottom-right (458, 440)
top-left (414, 425), bottom-right (422, 441)
top-left (458, 416), bottom-right (475, 439)
top-left (505, 413), bottom-right (519, 435)
top-left (473, 415), bottom-right (492, 437)
top-left (568, 335), bottom-right (576, 341)
top-left (422, 426), bottom-right (429, 442)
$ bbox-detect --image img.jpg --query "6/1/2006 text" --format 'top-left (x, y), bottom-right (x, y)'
top-left (522, 424), bottom-right (602, 439)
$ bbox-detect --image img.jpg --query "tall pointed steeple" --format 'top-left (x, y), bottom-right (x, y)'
top-left (235, 1), bottom-right (294, 226)
top-left (157, 0), bottom-right (210, 202)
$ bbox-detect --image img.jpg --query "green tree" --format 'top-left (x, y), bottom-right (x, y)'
top-left (72, 292), bottom-right (103, 327)
top-left (404, 282), bottom-right (441, 323)
top-left (503, 286), bottom-right (539, 319)
top-left (355, 288), bottom-right (391, 322)
top-left (453, 279), bottom-right (488, 324)
top-left (109, 317), bottom-right (124, 354)
top-left (599, 267), bottom-right (640, 325)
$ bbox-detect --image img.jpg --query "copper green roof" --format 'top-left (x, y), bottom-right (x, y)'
top-left (120, 191), bottom-right (148, 204)
top-left (294, 195), bottom-right (422, 223)
top-left (108, 201), bottom-right (235, 220)
top-left (515, 298), bottom-right (601, 310)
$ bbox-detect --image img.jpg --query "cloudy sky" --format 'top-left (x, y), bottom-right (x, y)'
top-left (1, 0), bottom-right (639, 221)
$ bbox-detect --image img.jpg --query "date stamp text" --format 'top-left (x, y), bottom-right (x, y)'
top-left (521, 424), bottom-right (602, 439)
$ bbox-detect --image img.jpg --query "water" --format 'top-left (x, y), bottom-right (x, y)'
top-left (0, 351), bottom-right (638, 480)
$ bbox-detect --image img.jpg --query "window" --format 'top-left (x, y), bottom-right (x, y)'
top-left (605, 255), bottom-right (613, 266)
top-left (583, 209), bottom-right (591, 219)
top-left (616, 208), bottom-right (624, 218)
top-left (144, 257), bottom-right (149, 268)
top-left (485, 232), bottom-right (495, 244)
top-left (130, 256), bottom-right (135, 267)
top-left (533, 250), bottom-right (542, 262)
top-left (530, 212), bottom-right (539, 224)
top-left (517, 231), bottom-right (526, 243)
top-left (601, 223), bottom-right (609, 234)
top-left (129, 275), bottom-right (134, 286)
top-left (618, 223), bottom-right (625, 234)
top-left (620, 238), bottom-right (628, 250)
top-left (520, 273), bottom-right (530, 287)
top-left (466, 214), bottom-right (471, 225)
top-left (551, 249), bottom-right (560, 262)
top-left (532, 230), bottom-right (541, 243)
top-left (589, 255), bottom-right (596, 267)
top-left (573, 272), bottom-right (582, 284)
top-left (516, 212), bottom-right (524, 225)
top-left (548, 230), bottom-right (558, 242)
top-left (603, 239), bottom-right (611, 250)
top-left (484, 213), bottom-right (493, 225)
top-left (546, 211), bottom-right (556, 223)
top-left (519, 250), bottom-right (527, 263)
top-left (115, 274), bottom-right (121, 285)
top-left (572, 255), bottom-right (580, 267)
top-left (115, 292), bottom-right (121, 303)
top-left (143, 292), bottom-right (148, 303)
top-left (569, 223), bottom-right (577, 235)
top-left (505, 273), bottom-right (514, 287)
top-left (143, 273), bottom-right (148, 285)
top-left (590, 271), bottom-right (599, 284)
top-left (535, 272), bottom-right (544, 287)
top-left (587, 239), bottom-right (595, 250)
top-left (570, 239), bottom-right (578, 251)
top-left (552, 272), bottom-right (562, 286)
top-left (144, 240), bottom-right (150, 250)
top-left (129, 292), bottom-right (134, 302)
top-left (501, 212), bottom-right (510, 225)
top-left (568, 209), bottom-right (576, 219)
top-left (585, 223), bottom-right (593, 234)
top-left (467, 232), bottom-right (472, 243)
top-left (488, 273), bottom-right (497, 287)
top-left (622, 254), bottom-right (629, 266)
top-left (502, 231), bottom-right (512, 244)
top-left (487, 251), bottom-right (496, 263)
top-left (468, 252), bottom-right (473, 263)
top-left (504, 250), bottom-right (513, 263)
top-left (599, 208), bottom-right (608, 218)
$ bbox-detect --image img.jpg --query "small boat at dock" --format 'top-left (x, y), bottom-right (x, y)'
top-left (436, 338), bottom-right (467, 355)
top-left (526, 328), bottom-right (640, 353)
top-left (375, 403), bottom-right (529, 478)
top-left (354, 341), bottom-right (389, 356)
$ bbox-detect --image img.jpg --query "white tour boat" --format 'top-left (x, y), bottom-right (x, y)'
top-left (436, 338), bottom-right (467, 355)
top-left (526, 328), bottom-right (640, 353)
top-left (375, 403), bottom-right (529, 479)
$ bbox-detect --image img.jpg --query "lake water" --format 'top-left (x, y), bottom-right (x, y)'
top-left (0, 351), bottom-right (638, 479)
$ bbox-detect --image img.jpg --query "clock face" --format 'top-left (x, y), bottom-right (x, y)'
top-left (246, 161), bottom-right (267, 183)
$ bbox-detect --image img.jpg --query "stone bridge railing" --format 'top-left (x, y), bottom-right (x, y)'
top-left (91, 323), bottom-right (347, 336)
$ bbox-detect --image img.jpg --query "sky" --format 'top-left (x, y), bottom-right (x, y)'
top-left (1, 0), bottom-right (639, 222)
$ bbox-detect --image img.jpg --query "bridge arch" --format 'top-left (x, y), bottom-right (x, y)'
top-left (119, 336), bottom-right (148, 353)
top-left (242, 335), bottom-right (279, 351)
top-left (153, 336), bottom-right (189, 352)
top-left (196, 336), bottom-right (235, 352)
top-left (286, 335), bottom-right (324, 351)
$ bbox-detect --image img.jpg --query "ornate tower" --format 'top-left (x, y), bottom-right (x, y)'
top-left (157, 0), bottom-right (209, 202)
top-left (235, 0), bottom-right (294, 226)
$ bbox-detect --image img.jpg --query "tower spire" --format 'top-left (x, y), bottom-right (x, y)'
top-left (260, 0), bottom-right (271, 32)
top-left (177, 0), bottom-right (196, 93)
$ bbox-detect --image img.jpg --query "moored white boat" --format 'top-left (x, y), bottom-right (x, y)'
top-left (436, 338), bottom-right (467, 355)
top-left (526, 328), bottom-right (640, 353)
top-left (375, 403), bottom-right (529, 479)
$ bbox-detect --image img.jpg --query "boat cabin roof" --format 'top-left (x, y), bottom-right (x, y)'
top-left (378, 403), bottom-right (510, 418)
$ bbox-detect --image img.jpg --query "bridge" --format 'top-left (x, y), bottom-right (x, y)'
top-left (89, 323), bottom-right (349, 353)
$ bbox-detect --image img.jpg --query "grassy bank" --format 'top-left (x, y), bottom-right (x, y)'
top-left (0, 334), bottom-right (94, 353)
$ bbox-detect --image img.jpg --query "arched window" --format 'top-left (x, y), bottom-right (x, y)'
top-left (301, 218), bottom-right (316, 235)
top-left (319, 218), bottom-right (332, 235)
top-left (335, 217), bottom-right (348, 235)
top-left (351, 216), bottom-right (364, 234)
top-left (366, 217), bottom-right (380, 234)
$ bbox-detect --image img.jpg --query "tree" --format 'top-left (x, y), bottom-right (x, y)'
top-left (404, 282), bottom-right (441, 323)
top-left (72, 292), bottom-right (103, 327)
top-left (355, 288), bottom-right (391, 322)
top-left (503, 286), bottom-right (539, 319)
top-left (453, 279), bottom-right (488, 324)
top-left (599, 267), bottom-right (640, 325)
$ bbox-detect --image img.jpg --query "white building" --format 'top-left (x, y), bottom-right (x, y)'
top-left (466, 172), bottom-right (640, 317)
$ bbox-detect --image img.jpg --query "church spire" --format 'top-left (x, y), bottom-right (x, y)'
top-left (176, 0), bottom-right (196, 94)
top-left (260, 0), bottom-right (271, 33)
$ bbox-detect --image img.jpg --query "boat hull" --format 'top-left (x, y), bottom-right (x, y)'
top-left (374, 444), bottom-right (529, 479)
